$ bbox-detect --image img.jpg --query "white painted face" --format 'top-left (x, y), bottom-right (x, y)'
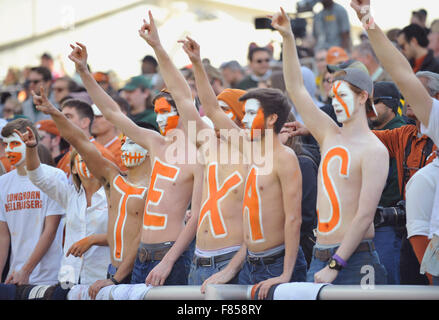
top-left (331, 80), bottom-right (356, 123)
top-left (74, 153), bottom-right (92, 179)
top-left (242, 99), bottom-right (261, 129)
top-left (120, 137), bottom-right (147, 167)
top-left (156, 108), bottom-right (178, 134)
top-left (4, 133), bottom-right (26, 167)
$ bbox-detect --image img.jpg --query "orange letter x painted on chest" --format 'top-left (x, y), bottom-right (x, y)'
top-left (113, 175), bottom-right (147, 261)
top-left (198, 163), bottom-right (243, 238)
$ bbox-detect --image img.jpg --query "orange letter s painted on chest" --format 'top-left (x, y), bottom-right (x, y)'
top-left (317, 146), bottom-right (350, 234)
top-left (198, 163), bottom-right (243, 238)
top-left (143, 158), bottom-right (180, 230)
top-left (113, 175), bottom-right (147, 261)
top-left (242, 166), bottom-right (264, 242)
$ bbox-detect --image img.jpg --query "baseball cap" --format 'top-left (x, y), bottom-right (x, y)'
top-left (35, 119), bottom-right (60, 136)
top-left (326, 47), bottom-right (349, 65)
top-left (327, 60), bottom-right (369, 75)
top-left (373, 82), bottom-right (401, 114)
top-left (91, 104), bottom-right (103, 117)
top-left (122, 76), bottom-right (152, 91)
top-left (334, 68), bottom-right (377, 117)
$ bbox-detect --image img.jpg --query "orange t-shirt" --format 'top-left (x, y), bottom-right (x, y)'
top-left (56, 139), bottom-right (119, 176)
top-left (373, 124), bottom-right (437, 197)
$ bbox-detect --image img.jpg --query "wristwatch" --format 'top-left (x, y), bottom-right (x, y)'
top-left (328, 258), bottom-right (343, 271)
top-left (110, 275), bottom-right (120, 285)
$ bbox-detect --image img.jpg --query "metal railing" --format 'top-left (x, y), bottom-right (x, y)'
top-left (142, 284), bottom-right (439, 300)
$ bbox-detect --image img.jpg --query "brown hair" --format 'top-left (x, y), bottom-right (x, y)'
top-left (69, 149), bottom-right (81, 191)
top-left (1, 118), bottom-right (40, 143)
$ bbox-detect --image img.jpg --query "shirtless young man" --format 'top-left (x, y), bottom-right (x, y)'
top-left (272, 8), bottom-right (388, 284)
top-left (184, 43), bottom-right (306, 302)
top-left (25, 87), bottom-right (151, 299)
top-left (140, 23), bottom-right (248, 286)
top-left (68, 37), bottom-right (203, 286)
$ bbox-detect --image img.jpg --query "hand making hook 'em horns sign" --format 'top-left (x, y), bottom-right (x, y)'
top-left (177, 36), bottom-right (201, 64)
top-left (31, 86), bottom-right (58, 115)
top-left (268, 7), bottom-right (293, 38)
top-left (138, 10), bottom-right (161, 48)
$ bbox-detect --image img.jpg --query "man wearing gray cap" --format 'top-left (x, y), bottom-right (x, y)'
top-left (273, 8), bottom-right (388, 284)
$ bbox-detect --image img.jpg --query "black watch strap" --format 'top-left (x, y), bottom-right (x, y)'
top-left (110, 275), bottom-right (120, 285)
top-left (328, 258), bottom-right (343, 271)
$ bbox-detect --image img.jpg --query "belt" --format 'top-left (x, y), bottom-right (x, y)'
top-left (247, 250), bottom-right (285, 265)
top-left (314, 242), bottom-right (375, 262)
top-left (194, 251), bottom-right (237, 267)
top-left (138, 245), bottom-right (172, 263)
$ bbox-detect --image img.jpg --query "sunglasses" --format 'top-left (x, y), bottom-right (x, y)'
top-left (256, 58), bottom-right (270, 64)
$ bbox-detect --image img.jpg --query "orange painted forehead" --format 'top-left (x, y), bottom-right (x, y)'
top-left (154, 97), bottom-right (173, 114)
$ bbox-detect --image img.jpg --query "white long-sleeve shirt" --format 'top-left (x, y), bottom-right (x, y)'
top-left (28, 165), bottom-right (110, 285)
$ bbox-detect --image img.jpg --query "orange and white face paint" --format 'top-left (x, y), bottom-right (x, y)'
top-left (218, 100), bottom-right (236, 121)
top-left (74, 153), bottom-right (93, 179)
top-left (331, 81), bottom-right (356, 124)
top-left (154, 97), bottom-right (179, 136)
top-left (4, 133), bottom-right (26, 167)
top-left (120, 136), bottom-right (147, 168)
top-left (242, 99), bottom-right (265, 140)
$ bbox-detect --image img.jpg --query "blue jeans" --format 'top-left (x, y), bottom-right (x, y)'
top-left (0, 284), bottom-right (16, 300)
top-left (374, 226), bottom-right (401, 284)
top-left (188, 253), bottom-right (239, 285)
top-left (130, 243), bottom-right (188, 285)
top-left (238, 246), bottom-right (307, 284)
top-left (433, 276), bottom-right (439, 286)
top-left (306, 240), bottom-right (387, 284)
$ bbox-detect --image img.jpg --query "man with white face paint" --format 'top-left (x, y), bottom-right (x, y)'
top-left (24, 87), bottom-right (154, 299)
top-left (274, 7), bottom-right (388, 285)
top-left (177, 37), bottom-right (306, 299)
top-left (67, 27), bottom-right (203, 287)
top-left (0, 119), bottom-right (65, 286)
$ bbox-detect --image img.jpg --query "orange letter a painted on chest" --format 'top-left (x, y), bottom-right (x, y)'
top-left (242, 167), bottom-right (264, 242)
top-left (143, 158), bottom-right (180, 230)
top-left (113, 175), bottom-right (147, 261)
top-left (198, 163), bottom-right (243, 238)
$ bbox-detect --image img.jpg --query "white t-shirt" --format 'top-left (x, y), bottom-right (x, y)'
top-left (0, 166), bottom-right (65, 285)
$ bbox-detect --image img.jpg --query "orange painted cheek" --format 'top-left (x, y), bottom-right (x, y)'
top-left (6, 152), bottom-right (22, 166)
top-left (318, 146), bottom-right (350, 234)
top-left (333, 82), bottom-right (351, 119)
top-left (251, 109), bottom-right (265, 140)
top-left (164, 115), bottom-right (179, 135)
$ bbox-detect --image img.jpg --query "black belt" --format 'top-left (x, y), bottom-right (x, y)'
top-left (247, 250), bottom-right (285, 265)
top-left (194, 251), bottom-right (237, 267)
top-left (314, 242), bottom-right (375, 262)
top-left (138, 245), bottom-right (172, 263)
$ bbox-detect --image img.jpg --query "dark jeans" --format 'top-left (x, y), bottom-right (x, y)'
top-left (400, 235), bottom-right (430, 285)
top-left (238, 246), bottom-right (307, 284)
top-left (130, 242), bottom-right (189, 285)
top-left (300, 233), bottom-right (316, 268)
top-left (0, 284), bottom-right (16, 300)
top-left (374, 226), bottom-right (402, 284)
top-left (307, 240), bottom-right (387, 285)
top-left (188, 253), bottom-right (239, 285)
top-left (106, 264), bottom-right (131, 284)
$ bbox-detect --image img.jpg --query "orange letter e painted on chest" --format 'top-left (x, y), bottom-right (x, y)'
top-left (113, 175), bottom-right (147, 261)
top-left (242, 166), bottom-right (264, 242)
top-left (198, 163), bottom-right (243, 238)
top-left (143, 158), bottom-right (180, 230)
top-left (317, 146), bottom-right (350, 235)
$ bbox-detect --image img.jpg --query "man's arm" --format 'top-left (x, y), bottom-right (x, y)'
top-left (253, 149), bottom-right (302, 300)
top-left (138, 14), bottom-right (209, 137)
top-left (272, 8), bottom-right (339, 144)
top-left (315, 144), bottom-right (389, 283)
top-left (350, 0), bottom-right (433, 127)
top-left (0, 221), bottom-right (10, 281)
top-left (68, 42), bottom-right (162, 151)
top-left (31, 87), bottom-right (117, 184)
top-left (180, 37), bottom-right (239, 131)
top-left (6, 215), bottom-right (62, 285)
top-left (66, 233), bottom-right (109, 258)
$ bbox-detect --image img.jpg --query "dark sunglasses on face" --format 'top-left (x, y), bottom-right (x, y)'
top-left (256, 58), bottom-right (270, 64)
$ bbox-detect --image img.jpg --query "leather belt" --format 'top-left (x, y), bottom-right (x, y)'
top-left (314, 242), bottom-right (375, 262)
top-left (138, 246), bottom-right (172, 263)
top-left (194, 251), bottom-right (237, 267)
top-left (247, 250), bottom-right (285, 265)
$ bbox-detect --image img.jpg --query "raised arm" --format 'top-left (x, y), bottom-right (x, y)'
top-left (273, 8), bottom-right (339, 144)
top-left (180, 37), bottom-right (239, 131)
top-left (350, 0), bottom-right (433, 127)
top-left (68, 42), bottom-right (162, 150)
top-left (31, 87), bottom-right (117, 184)
top-left (138, 12), bottom-right (208, 137)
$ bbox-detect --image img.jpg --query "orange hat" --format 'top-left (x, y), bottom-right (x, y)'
top-left (326, 47), bottom-right (349, 65)
top-left (93, 72), bottom-right (109, 83)
top-left (217, 89), bottom-right (246, 121)
top-left (35, 119), bottom-right (60, 136)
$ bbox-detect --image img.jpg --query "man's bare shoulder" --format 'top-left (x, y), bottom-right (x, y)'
top-left (276, 144), bottom-right (300, 172)
top-left (362, 133), bottom-right (389, 162)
